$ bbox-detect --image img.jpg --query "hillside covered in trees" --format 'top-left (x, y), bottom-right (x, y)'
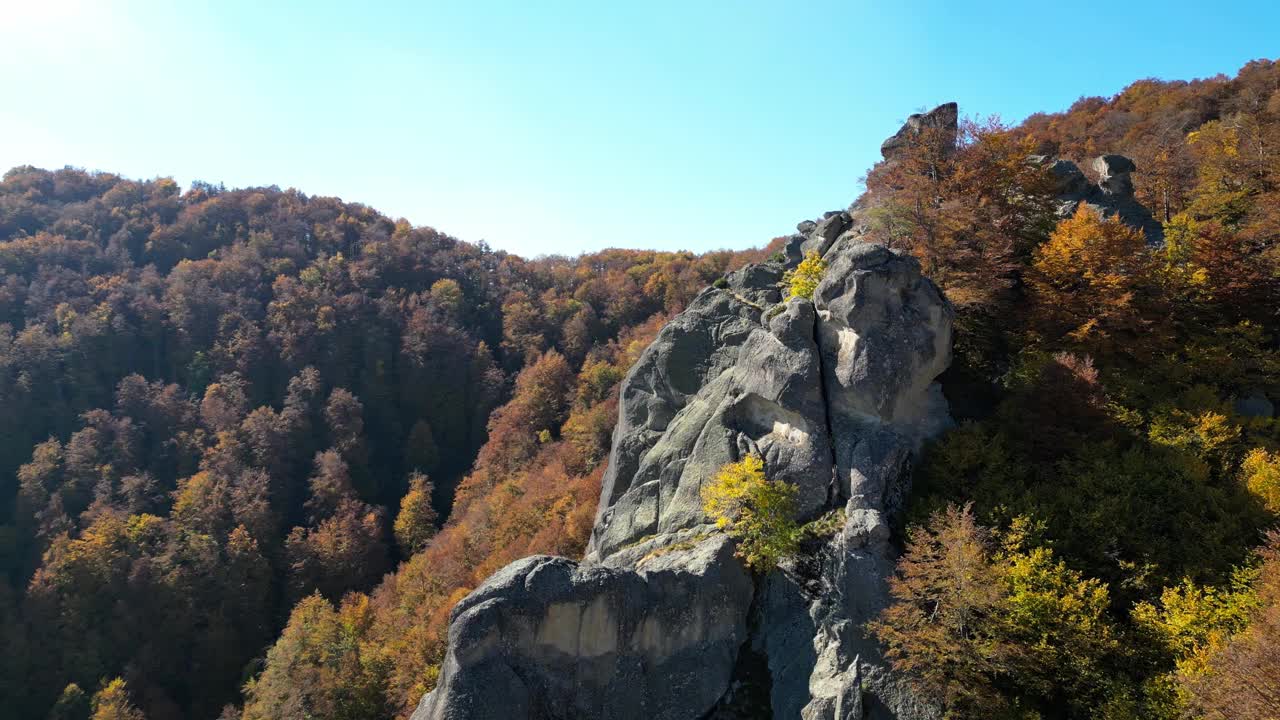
top-left (0, 164), bottom-right (765, 718)
top-left (2, 58), bottom-right (1279, 720)
top-left (859, 59), bottom-right (1280, 718)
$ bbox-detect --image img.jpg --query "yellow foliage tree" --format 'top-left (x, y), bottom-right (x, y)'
top-left (783, 251), bottom-right (827, 300)
top-left (1185, 120), bottom-right (1252, 225)
top-left (871, 507), bottom-right (1124, 716)
top-left (1178, 533), bottom-right (1280, 719)
top-left (701, 455), bottom-right (799, 572)
top-left (1132, 567), bottom-right (1260, 679)
top-left (90, 678), bottom-right (146, 720)
top-left (1242, 448), bottom-right (1280, 513)
top-left (241, 593), bottom-right (387, 720)
top-left (393, 472), bottom-right (438, 555)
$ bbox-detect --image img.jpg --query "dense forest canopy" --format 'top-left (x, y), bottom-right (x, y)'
top-left (1, 58), bottom-right (1278, 720)
top-left (858, 59), bottom-right (1280, 719)
top-left (0, 163), bottom-right (765, 719)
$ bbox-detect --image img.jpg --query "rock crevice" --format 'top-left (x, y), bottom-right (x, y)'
top-left (415, 226), bottom-right (954, 719)
top-left (411, 101), bottom-right (1171, 720)
top-left (403, 101), bottom-right (1193, 719)
top-left (1038, 152), bottom-right (1164, 243)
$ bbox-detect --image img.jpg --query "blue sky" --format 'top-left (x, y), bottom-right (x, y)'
top-left (2, 1), bottom-right (1276, 257)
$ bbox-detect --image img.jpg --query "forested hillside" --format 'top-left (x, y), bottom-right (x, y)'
top-left (2, 58), bottom-right (1279, 720)
top-left (0, 168), bottom-right (763, 719)
top-left (858, 60), bottom-right (1280, 717)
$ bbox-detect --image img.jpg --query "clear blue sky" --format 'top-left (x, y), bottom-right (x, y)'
top-left (2, 1), bottom-right (1276, 257)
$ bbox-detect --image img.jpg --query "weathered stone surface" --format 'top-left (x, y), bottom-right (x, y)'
top-left (751, 522), bottom-right (938, 720)
top-left (592, 265), bottom-right (775, 523)
top-left (1234, 392), bottom-right (1275, 418)
top-left (801, 212), bottom-right (853, 257)
top-left (412, 107), bottom-right (974, 720)
top-left (880, 103), bottom-right (958, 161)
top-left (413, 535), bottom-right (754, 720)
top-left (1093, 153), bottom-right (1137, 194)
top-left (785, 233), bottom-right (809, 263)
top-left (588, 290), bottom-right (835, 559)
top-left (1047, 158), bottom-right (1090, 196)
top-left (815, 243), bottom-right (953, 443)
top-left (813, 241), bottom-right (953, 524)
top-left (1050, 154), bottom-right (1163, 244)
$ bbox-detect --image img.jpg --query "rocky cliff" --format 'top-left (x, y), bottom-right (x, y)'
top-left (414, 230), bottom-right (951, 720)
top-left (412, 105), bottom-right (1158, 720)
top-left (1038, 153), bottom-right (1165, 243)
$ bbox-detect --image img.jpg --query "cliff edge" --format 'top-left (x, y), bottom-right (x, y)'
top-left (413, 104), bottom-right (1161, 720)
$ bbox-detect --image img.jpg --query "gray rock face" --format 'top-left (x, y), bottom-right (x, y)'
top-left (588, 269), bottom-right (835, 560)
top-left (587, 240), bottom-right (951, 564)
top-left (414, 105), bottom-right (970, 720)
top-left (415, 535), bottom-right (754, 720)
top-left (801, 212), bottom-right (853, 257)
top-left (593, 263), bottom-right (776, 521)
top-left (415, 235), bottom-right (953, 720)
top-left (1093, 154), bottom-right (1137, 196)
top-left (880, 103), bottom-right (959, 161)
top-left (1047, 158), bottom-right (1090, 196)
top-left (1234, 392), bottom-right (1274, 419)
top-left (1050, 154), bottom-right (1164, 244)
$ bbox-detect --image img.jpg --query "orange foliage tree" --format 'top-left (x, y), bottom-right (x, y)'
top-left (1026, 205), bottom-right (1167, 363)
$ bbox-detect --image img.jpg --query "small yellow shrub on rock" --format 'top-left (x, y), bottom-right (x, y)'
top-left (702, 454), bottom-right (799, 572)
top-left (783, 251), bottom-right (827, 300)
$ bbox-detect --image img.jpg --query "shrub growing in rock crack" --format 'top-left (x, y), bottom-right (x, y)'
top-left (702, 455), bottom-right (800, 572)
top-left (783, 250), bottom-right (827, 300)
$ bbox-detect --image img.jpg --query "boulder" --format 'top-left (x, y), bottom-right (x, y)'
top-left (880, 103), bottom-right (958, 161)
top-left (414, 104), bottom-right (967, 720)
top-left (1047, 158), bottom-right (1089, 196)
top-left (784, 233), bottom-right (809, 263)
top-left (814, 242), bottom-right (953, 454)
top-left (1049, 155), bottom-right (1164, 244)
top-left (413, 536), bottom-right (754, 720)
top-left (801, 212), bottom-right (853, 257)
top-left (1093, 154), bottom-right (1137, 196)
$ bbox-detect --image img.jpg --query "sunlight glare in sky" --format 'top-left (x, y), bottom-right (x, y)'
top-left (2, 0), bottom-right (1276, 257)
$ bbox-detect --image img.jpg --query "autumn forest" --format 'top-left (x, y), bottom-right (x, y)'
top-left (3, 59), bottom-right (1280, 720)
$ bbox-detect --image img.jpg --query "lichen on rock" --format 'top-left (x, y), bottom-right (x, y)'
top-left (415, 111), bottom-right (965, 720)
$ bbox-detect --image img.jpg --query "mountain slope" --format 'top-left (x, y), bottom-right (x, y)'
top-left (2, 57), bottom-right (1278, 720)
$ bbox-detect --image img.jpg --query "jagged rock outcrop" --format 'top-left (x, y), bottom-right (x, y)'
top-left (413, 99), bottom-right (1172, 720)
top-left (877, 102), bottom-right (1160, 245)
top-left (1040, 153), bottom-right (1164, 243)
top-left (402, 101), bottom-right (1173, 720)
top-left (413, 536), bottom-right (754, 720)
top-left (879, 103), bottom-right (958, 161)
top-left (416, 224), bottom-right (953, 719)
top-left (587, 262), bottom-right (832, 561)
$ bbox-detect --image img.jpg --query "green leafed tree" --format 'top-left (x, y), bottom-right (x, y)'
top-left (701, 455), bottom-right (799, 572)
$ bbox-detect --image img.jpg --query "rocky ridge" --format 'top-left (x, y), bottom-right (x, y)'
top-left (415, 232), bottom-right (952, 720)
top-left (412, 104), bottom-right (1160, 720)
top-left (1037, 153), bottom-right (1165, 243)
